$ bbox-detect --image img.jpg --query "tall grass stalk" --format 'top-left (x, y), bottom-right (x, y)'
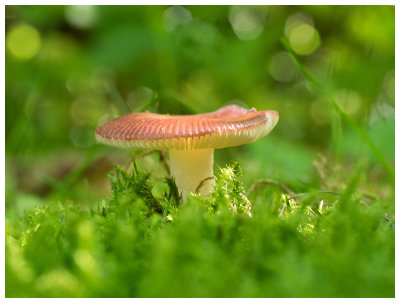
top-left (281, 38), bottom-right (395, 186)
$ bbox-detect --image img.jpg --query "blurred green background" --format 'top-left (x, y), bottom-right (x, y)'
top-left (5, 5), bottom-right (395, 207)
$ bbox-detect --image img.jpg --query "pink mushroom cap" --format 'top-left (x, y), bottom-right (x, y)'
top-left (95, 105), bottom-right (279, 150)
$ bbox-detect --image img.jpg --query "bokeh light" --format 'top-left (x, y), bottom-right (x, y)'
top-left (346, 6), bottom-right (394, 57)
top-left (6, 23), bottom-right (42, 60)
top-left (163, 6), bottom-right (192, 32)
top-left (269, 51), bottom-right (299, 82)
top-left (333, 89), bottom-right (362, 115)
top-left (289, 23), bottom-right (320, 56)
top-left (229, 6), bottom-right (266, 40)
top-left (383, 71), bottom-right (395, 100)
top-left (285, 13), bottom-right (320, 56)
top-left (368, 93), bottom-right (395, 128)
top-left (65, 5), bottom-right (98, 29)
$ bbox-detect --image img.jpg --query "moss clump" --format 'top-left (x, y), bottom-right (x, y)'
top-left (5, 163), bottom-right (394, 298)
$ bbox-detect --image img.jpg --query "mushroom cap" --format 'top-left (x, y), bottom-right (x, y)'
top-left (95, 105), bottom-right (279, 150)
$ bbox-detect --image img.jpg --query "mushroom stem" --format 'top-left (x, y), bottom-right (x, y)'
top-left (169, 148), bottom-right (215, 201)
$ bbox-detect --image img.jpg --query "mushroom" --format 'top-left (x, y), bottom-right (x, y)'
top-left (95, 105), bottom-right (279, 200)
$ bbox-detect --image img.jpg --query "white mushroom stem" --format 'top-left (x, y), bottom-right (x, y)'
top-left (169, 148), bottom-right (215, 201)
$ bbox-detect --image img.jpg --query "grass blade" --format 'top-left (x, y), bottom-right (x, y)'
top-left (281, 38), bottom-right (395, 186)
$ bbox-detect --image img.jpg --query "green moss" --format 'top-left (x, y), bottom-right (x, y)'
top-left (5, 163), bottom-right (394, 298)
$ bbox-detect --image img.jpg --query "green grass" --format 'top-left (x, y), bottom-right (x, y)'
top-left (5, 162), bottom-right (394, 297)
